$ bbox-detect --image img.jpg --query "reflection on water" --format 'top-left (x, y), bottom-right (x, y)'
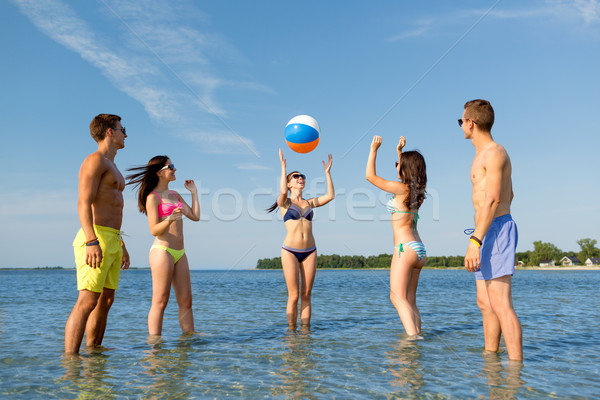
top-left (139, 335), bottom-right (195, 399)
top-left (385, 336), bottom-right (424, 397)
top-left (481, 352), bottom-right (524, 400)
top-left (272, 326), bottom-right (319, 398)
top-left (59, 350), bottom-right (116, 399)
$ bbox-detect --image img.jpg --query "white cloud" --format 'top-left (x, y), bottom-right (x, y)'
top-left (12, 0), bottom-right (265, 155)
top-left (177, 130), bottom-right (259, 155)
top-left (573, 0), bottom-right (600, 23)
top-left (487, 1), bottom-right (599, 24)
top-left (236, 163), bottom-right (270, 170)
top-left (13, 0), bottom-right (170, 115)
top-left (469, 8), bottom-right (553, 19)
top-left (388, 2), bottom-right (598, 41)
top-left (387, 19), bottom-right (434, 42)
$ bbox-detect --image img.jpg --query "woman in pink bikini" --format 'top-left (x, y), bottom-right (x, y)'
top-left (127, 155), bottom-right (200, 336)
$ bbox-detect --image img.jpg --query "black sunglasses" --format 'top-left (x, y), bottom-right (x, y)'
top-left (458, 118), bottom-right (476, 127)
top-left (291, 173), bottom-right (306, 180)
top-left (160, 164), bottom-right (175, 171)
top-left (113, 126), bottom-right (126, 134)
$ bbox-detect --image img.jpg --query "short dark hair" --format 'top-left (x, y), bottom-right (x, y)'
top-left (89, 114), bottom-right (121, 143)
top-left (464, 99), bottom-right (494, 132)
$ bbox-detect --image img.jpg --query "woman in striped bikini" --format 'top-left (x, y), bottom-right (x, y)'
top-left (127, 156), bottom-right (200, 336)
top-left (366, 136), bottom-right (427, 337)
top-left (267, 149), bottom-right (335, 329)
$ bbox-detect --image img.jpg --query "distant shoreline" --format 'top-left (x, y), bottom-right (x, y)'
top-left (0, 267), bottom-right (151, 271)
top-left (1, 266), bottom-right (599, 271)
top-left (252, 266), bottom-right (600, 271)
top-left (516, 265), bottom-right (600, 271)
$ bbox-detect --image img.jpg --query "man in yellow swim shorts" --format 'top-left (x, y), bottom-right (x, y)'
top-left (73, 225), bottom-right (123, 293)
top-left (65, 114), bottom-right (130, 354)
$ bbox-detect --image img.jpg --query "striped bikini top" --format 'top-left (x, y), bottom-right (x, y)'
top-left (386, 197), bottom-right (419, 229)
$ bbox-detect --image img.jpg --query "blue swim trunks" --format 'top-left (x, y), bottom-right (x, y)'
top-left (475, 214), bottom-right (518, 281)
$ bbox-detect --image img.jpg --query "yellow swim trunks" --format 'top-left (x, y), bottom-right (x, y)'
top-left (73, 225), bottom-right (123, 293)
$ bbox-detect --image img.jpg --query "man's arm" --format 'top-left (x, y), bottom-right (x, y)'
top-left (77, 154), bottom-right (105, 268)
top-left (464, 149), bottom-right (505, 272)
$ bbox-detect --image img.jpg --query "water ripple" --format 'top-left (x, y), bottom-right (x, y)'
top-left (0, 269), bottom-right (598, 398)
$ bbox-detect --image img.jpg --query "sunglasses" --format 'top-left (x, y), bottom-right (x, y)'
top-left (291, 173), bottom-right (306, 180)
top-left (160, 164), bottom-right (175, 171)
top-left (113, 126), bottom-right (126, 135)
top-left (458, 118), bottom-right (477, 127)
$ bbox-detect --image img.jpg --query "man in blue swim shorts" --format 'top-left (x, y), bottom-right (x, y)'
top-left (460, 100), bottom-right (522, 361)
top-left (476, 214), bottom-right (518, 281)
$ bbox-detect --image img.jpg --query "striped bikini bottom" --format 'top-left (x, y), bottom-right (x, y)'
top-left (395, 241), bottom-right (426, 260)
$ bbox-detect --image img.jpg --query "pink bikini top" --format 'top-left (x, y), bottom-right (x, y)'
top-left (153, 190), bottom-right (183, 218)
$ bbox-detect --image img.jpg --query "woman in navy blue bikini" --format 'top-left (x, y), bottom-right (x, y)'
top-left (267, 149), bottom-right (335, 328)
top-left (366, 136), bottom-right (427, 337)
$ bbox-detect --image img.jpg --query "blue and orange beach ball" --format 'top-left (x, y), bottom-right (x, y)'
top-left (285, 115), bottom-right (320, 153)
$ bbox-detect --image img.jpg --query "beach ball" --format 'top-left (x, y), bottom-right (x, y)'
top-left (285, 115), bottom-right (320, 153)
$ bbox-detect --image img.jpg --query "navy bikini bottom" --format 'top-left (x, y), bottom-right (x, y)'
top-left (282, 245), bottom-right (317, 262)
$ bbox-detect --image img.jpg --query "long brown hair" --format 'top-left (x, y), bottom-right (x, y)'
top-left (398, 151), bottom-right (427, 210)
top-left (126, 155), bottom-right (170, 214)
top-left (266, 171), bottom-right (300, 213)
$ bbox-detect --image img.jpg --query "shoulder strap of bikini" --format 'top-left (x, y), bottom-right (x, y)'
top-left (306, 199), bottom-right (313, 210)
top-left (170, 190), bottom-right (181, 202)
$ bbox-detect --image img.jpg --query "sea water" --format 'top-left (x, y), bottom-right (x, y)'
top-left (0, 269), bottom-right (598, 399)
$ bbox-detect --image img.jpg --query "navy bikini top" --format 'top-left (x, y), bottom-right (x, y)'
top-left (283, 203), bottom-right (314, 222)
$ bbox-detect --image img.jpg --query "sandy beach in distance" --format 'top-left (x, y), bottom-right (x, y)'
top-left (437, 265), bottom-right (600, 271)
top-left (517, 265), bottom-right (600, 271)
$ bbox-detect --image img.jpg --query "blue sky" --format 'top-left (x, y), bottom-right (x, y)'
top-left (1, 0), bottom-right (599, 269)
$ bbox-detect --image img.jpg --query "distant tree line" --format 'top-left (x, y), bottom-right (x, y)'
top-left (256, 254), bottom-right (389, 269)
top-left (256, 254), bottom-right (465, 269)
top-left (516, 238), bottom-right (600, 266)
top-left (256, 238), bottom-right (600, 269)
